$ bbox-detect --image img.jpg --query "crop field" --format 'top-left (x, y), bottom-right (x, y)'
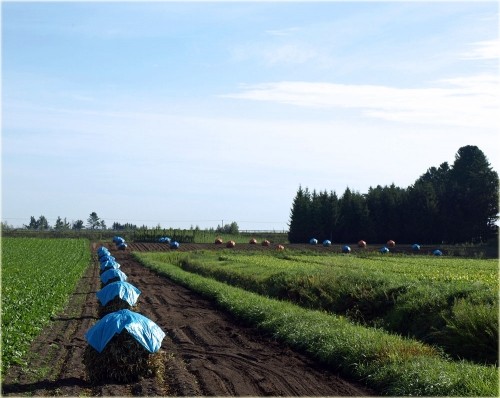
top-left (2, 238), bottom-right (498, 396)
top-left (135, 250), bottom-right (498, 365)
top-left (1, 237), bottom-right (91, 374)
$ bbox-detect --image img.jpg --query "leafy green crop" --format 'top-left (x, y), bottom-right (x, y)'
top-left (1, 238), bottom-right (91, 374)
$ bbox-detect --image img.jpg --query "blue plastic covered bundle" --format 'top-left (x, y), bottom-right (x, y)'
top-left (159, 237), bottom-right (171, 243)
top-left (101, 268), bottom-right (128, 284)
top-left (170, 241), bottom-right (179, 249)
top-left (98, 245), bottom-right (109, 253)
top-left (113, 236), bottom-right (125, 244)
top-left (97, 246), bottom-right (110, 257)
top-left (342, 245), bottom-right (351, 253)
top-left (433, 249), bottom-right (443, 256)
top-left (96, 281), bottom-right (141, 306)
top-left (323, 240), bottom-right (331, 247)
top-left (100, 260), bottom-right (120, 271)
top-left (380, 246), bottom-right (390, 254)
top-left (117, 243), bottom-right (128, 250)
top-left (99, 255), bottom-right (116, 264)
top-left (309, 238), bottom-right (318, 245)
top-left (85, 309), bottom-right (165, 353)
top-left (412, 244), bottom-right (421, 251)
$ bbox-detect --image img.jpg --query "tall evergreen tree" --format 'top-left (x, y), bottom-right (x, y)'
top-left (446, 145), bottom-right (499, 242)
top-left (405, 181), bottom-right (439, 243)
top-left (337, 188), bottom-right (370, 242)
top-left (72, 220), bottom-right (84, 230)
top-left (24, 216), bottom-right (39, 230)
top-left (288, 186), bottom-right (311, 243)
top-left (37, 215), bottom-right (50, 230)
top-left (87, 212), bottom-right (102, 230)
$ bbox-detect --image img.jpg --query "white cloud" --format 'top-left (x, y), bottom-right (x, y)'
top-left (221, 74), bottom-right (499, 129)
top-left (460, 39), bottom-right (500, 60)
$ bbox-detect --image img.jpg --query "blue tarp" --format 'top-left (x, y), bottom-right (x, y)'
top-left (100, 260), bottom-right (120, 271)
top-left (113, 236), bottom-right (125, 244)
top-left (170, 241), bottom-right (179, 249)
top-left (99, 255), bottom-right (116, 264)
top-left (322, 240), bottom-right (331, 247)
top-left (96, 281), bottom-right (141, 306)
top-left (433, 249), bottom-right (443, 256)
top-left (309, 238), bottom-right (318, 245)
top-left (412, 244), bottom-right (421, 251)
top-left (97, 247), bottom-right (110, 258)
top-left (342, 245), bottom-right (351, 253)
top-left (100, 268), bottom-right (128, 284)
top-left (85, 309), bottom-right (165, 353)
top-left (380, 246), bottom-right (390, 254)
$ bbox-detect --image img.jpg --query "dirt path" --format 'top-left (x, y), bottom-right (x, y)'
top-left (2, 244), bottom-right (373, 396)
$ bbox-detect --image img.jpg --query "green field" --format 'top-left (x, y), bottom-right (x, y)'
top-left (134, 250), bottom-right (499, 396)
top-left (1, 238), bottom-right (91, 374)
top-left (136, 250), bottom-right (498, 364)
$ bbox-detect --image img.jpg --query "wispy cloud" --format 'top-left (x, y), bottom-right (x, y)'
top-left (221, 74), bottom-right (499, 129)
top-left (265, 27), bottom-right (300, 37)
top-left (460, 39), bottom-right (500, 60)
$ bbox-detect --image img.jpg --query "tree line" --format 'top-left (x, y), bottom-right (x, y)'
top-left (288, 145), bottom-right (499, 244)
top-left (20, 212), bottom-right (109, 231)
top-left (12, 212), bottom-right (240, 235)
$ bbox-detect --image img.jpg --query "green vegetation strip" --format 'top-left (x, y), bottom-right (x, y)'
top-left (1, 238), bottom-right (91, 374)
top-left (134, 252), bottom-right (498, 397)
top-left (140, 251), bottom-right (498, 364)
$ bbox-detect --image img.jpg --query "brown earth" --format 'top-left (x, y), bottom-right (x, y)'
top-left (128, 241), bottom-right (498, 257)
top-left (2, 243), bottom-right (374, 397)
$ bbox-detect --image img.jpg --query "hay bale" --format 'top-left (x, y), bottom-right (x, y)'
top-left (101, 277), bottom-right (121, 288)
top-left (83, 330), bottom-right (164, 384)
top-left (100, 268), bottom-right (128, 286)
top-left (98, 296), bottom-right (139, 318)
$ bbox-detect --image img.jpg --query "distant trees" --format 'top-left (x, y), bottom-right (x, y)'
top-left (87, 212), bottom-right (106, 230)
top-left (216, 221), bottom-right (239, 234)
top-left (111, 222), bottom-right (138, 230)
top-left (288, 146), bottom-right (498, 244)
top-left (72, 220), bottom-right (85, 230)
top-left (24, 215), bottom-right (50, 230)
top-left (20, 213), bottom-right (105, 231)
top-left (54, 216), bottom-right (71, 231)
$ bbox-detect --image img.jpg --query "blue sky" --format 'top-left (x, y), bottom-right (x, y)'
top-left (2, 1), bottom-right (499, 230)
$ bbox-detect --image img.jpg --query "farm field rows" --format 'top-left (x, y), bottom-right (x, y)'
top-left (127, 241), bottom-right (498, 258)
top-left (1, 240), bottom-right (371, 396)
top-left (134, 249), bottom-right (498, 396)
top-left (141, 250), bottom-right (497, 364)
top-left (1, 238), bottom-right (91, 374)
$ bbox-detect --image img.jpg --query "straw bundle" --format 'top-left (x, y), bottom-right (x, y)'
top-left (101, 277), bottom-right (121, 288)
top-left (98, 296), bottom-right (139, 318)
top-left (83, 330), bottom-right (165, 383)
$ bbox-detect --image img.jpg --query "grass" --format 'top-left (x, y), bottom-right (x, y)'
top-left (142, 250), bottom-right (498, 364)
top-left (134, 251), bottom-right (499, 396)
top-left (1, 237), bottom-right (91, 375)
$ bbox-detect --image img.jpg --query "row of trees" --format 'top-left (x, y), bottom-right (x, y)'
top-left (23, 212), bottom-right (106, 231)
top-left (288, 146), bottom-right (499, 244)
top-left (14, 214), bottom-right (241, 234)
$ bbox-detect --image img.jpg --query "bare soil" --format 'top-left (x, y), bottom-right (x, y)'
top-left (2, 243), bottom-right (373, 397)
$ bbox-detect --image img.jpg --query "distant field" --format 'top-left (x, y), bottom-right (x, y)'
top-left (1, 238), bottom-right (91, 374)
